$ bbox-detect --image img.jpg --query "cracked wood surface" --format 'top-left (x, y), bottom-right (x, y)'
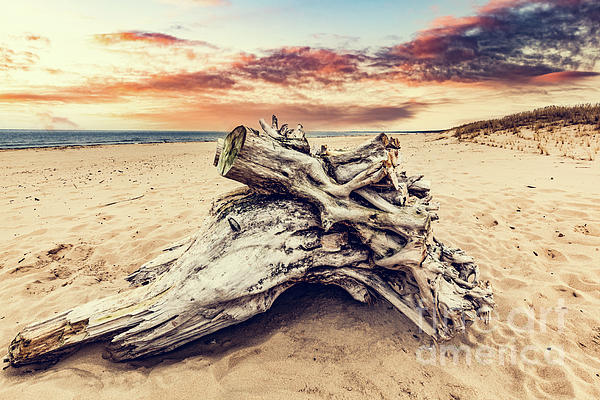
top-left (5, 115), bottom-right (494, 368)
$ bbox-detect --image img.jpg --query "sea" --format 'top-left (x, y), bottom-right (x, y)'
top-left (0, 129), bottom-right (442, 150)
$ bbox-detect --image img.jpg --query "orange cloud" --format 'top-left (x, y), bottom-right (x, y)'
top-left (0, 91), bottom-right (118, 103)
top-left (0, 47), bottom-right (38, 71)
top-left (0, 70), bottom-right (237, 104)
top-left (95, 31), bottom-right (216, 48)
top-left (24, 34), bottom-right (50, 45)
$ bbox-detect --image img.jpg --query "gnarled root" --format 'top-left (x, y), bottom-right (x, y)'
top-left (5, 116), bottom-right (494, 368)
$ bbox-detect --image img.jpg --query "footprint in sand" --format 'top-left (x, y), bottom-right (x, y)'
top-left (47, 243), bottom-right (73, 260)
top-left (589, 326), bottom-right (600, 347)
top-left (559, 272), bottom-right (600, 293)
top-left (574, 223), bottom-right (600, 237)
top-left (211, 347), bottom-right (263, 382)
top-left (474, 212), bottom-right (499, 228)
top-left (545, 249), bottom-right (567, 262)
top-left (535, 364), bottom-right (575, 398)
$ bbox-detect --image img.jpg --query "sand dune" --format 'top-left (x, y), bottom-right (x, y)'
top-left (1, 135), bottom-right (599, 399)
top-left (467, 124), bottom-right (600, 161)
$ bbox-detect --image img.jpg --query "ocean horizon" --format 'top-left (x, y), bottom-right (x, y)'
top-left (0, 128), bottom-right (444, 150)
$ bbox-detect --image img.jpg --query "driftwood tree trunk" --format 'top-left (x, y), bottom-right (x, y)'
top-left (4, 116), bottom-right (494, 368)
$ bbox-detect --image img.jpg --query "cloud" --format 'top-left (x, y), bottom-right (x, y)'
top-left (24, 34), bottom-right (51, 45)
top-left (0, 46), bottom-right (38, 71)
top-left (372, 0), bottom-right (600, 84)
top-left (530, 71), bottom-right (600, 84)
top-left (1, 74), bottom-right (426, 128)
top-left (83, 1), bottom-right (599, 90)
top-left (95, 31), bottom-right (216, 48)
top-left (0, 70), bottom-right (237, 104)
top-left (233, 46), bottom-right (365, 86)
top-left (128, 100), bottom-right (429, 129)
top-left (3, 0), bottom-right (598, 131)
top-left (0, 91), bottom-right (118, 103)
top-left (0, 34), bottom-right (49, 71)
top-left (223, 1), bottom-right (600, 87)
top-left (477, 0), bottom-right (530, 14)
top-left (116, 70), bottom-right (237, 92)
top-left (37, 112), bottom-right (79, 130)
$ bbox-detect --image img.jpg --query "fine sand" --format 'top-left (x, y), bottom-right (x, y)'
top-left (1, 134), bottom-right (599, 399)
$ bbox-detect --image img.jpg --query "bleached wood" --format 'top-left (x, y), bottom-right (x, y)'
top-left (5, 117), bottom-right (494, 368)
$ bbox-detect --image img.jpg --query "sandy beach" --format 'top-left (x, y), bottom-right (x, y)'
top-left (1, 134), bottom-right (599, 399)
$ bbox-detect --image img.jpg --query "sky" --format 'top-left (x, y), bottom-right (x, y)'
top-left (0, 0), bottom-right (599, 131)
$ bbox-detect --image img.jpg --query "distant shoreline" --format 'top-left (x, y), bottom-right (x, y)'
top-left (0, 139), bottom-right (219, 151)
top-left (0, 129), bottom-right (444, 150)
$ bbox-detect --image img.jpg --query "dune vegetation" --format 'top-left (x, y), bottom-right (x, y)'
top-left (451, 104), bottom-right (600, 160)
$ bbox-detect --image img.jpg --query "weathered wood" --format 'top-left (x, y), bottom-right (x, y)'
top-left (5, 116), bottom-right (494, 369)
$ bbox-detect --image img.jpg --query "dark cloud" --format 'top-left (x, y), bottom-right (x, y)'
top-left (117, 71), bottom-right (236, 92)
top-left (293, 103), bottom-right (426, 125)
top-left (264, 102), bottom-right (427, 126)
top-left (232, 46), bottom-right (366, 85)
top-left (372, 0), bottom-right (600, 83)
top-left (225, 1), bottom-right (599, 86)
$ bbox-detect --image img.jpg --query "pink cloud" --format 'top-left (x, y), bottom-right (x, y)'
top-left (37, 112), bottom-right (79, 130)
top-left (530, 71), bottom-right (600, 84)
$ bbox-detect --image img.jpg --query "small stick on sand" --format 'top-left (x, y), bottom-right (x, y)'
top-left (101, 195), bottom-right (144, 207)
